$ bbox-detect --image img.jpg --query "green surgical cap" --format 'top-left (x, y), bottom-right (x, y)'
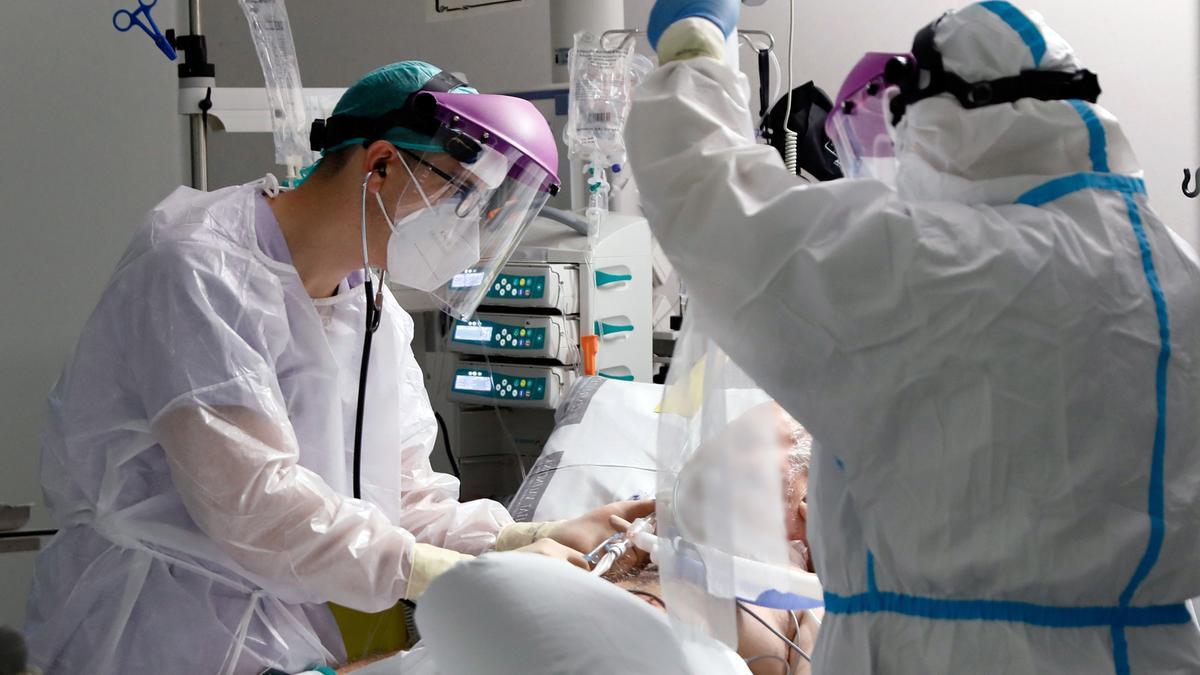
top-left (296, 60), bottom-right (476, 184)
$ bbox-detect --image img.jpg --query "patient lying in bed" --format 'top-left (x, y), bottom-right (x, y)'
top-left (339, 400), bottom-right (818, 674)
top-left (602, 402), bottom-right (818, 674)
top-left (407, 402), bottom-right (818, 675)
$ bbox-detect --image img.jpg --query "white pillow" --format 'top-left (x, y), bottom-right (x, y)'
top-left (417, 552), bottom-right (749, 674)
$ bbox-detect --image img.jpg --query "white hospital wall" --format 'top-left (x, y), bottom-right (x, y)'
top-left (0, 2), bottom-right (188, 628)
top-left (625, 0), bottom-right (1200, 246)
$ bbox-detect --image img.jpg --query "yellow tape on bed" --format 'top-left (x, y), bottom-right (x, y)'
top-left (656, 356), bottom-right (708, 416)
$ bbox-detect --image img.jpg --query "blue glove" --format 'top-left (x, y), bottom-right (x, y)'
top-left (647, 0), bottom-right (741, 50)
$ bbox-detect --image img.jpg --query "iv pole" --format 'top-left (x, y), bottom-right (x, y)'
top-left (187, 0), bottom-right (207, 190)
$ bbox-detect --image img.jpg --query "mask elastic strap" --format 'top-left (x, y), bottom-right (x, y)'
top-left (397, 153), bottom-right (435, 210)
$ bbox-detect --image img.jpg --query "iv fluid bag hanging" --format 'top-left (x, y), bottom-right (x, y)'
top-left (564, 31), bottom-right (653, 160)
top-left (238, 0), bottom-right (317, 173)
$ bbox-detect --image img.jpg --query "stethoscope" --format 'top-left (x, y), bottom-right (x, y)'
top-left (352, 168), bottom-right (386, 500)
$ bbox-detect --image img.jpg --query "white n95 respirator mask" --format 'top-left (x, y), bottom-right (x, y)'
top-left (379, 197), bottom-right (481, 294)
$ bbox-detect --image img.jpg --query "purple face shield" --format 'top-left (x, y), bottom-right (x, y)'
top-left (385, 90), bottom-right (561, 319)
top-left (824, 52), bottom-right (914, 184)
top-left (422, 91), bottom-right (561, 197)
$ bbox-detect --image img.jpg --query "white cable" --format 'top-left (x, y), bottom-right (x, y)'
top-left (782, 0), bottom-right (799, 174)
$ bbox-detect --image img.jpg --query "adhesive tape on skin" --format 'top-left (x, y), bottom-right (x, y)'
top-left (657, 17), bottom-right (728, 64)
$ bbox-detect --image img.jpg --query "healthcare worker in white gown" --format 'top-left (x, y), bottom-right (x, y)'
top-left (629, 1), bottom-right (1200, 672)
top-left (24, 60), bottom-right (650, 675)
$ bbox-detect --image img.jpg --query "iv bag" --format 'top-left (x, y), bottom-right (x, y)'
top-left (238, 0), bottom-right (318, 173)
top-left (564, 32), bottom-right (653, 160)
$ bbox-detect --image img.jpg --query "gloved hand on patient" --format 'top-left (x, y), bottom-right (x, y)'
top-left (543, 498), bottom-right (656, 573)
top-left (497, 499), bottom-right (656, 575)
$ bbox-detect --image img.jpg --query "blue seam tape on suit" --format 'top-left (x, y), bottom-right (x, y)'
top-left (1068, 100), bottom-right (1111, 173)
top-left (824, 591), bottom-right (1190, 628)
top-left (1016, 172), bottom-right (1145, 206)
top-left (978, 1), bottom-right (1047, 66)
top-left (1111, 191), bottom-right (1172, 675)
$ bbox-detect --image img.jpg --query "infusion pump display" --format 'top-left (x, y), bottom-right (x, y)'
top-left (453, 368), bottom-right (547, 401)
top-left (449, 362), bottom-right (573, 409)
top-left (450, 313), bottom-right (578, 364)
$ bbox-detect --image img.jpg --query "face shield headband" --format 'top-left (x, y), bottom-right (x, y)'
top-left (309, 71), bottom-right (487, 165)
top-left (886, 14), bottom-right (1102, 126)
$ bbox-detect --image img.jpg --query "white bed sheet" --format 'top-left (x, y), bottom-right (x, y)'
top-left (508, 376), bottom-right (774, 522)
top-left (508, 377), bottom-right (665, 522)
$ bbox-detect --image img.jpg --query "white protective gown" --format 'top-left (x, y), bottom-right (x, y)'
top-left (627, 4), bottom-right (1200, 673)
top-left (24, 179), bottom-right (513, 674)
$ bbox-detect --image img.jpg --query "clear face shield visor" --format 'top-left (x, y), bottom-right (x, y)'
top-left (383, 132), bottom-right (555, 321)
top-left (825, 52), bottom-right (914, 185)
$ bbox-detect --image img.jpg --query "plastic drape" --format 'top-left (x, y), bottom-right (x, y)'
top-left (656, 308), bottom-right (818, 652)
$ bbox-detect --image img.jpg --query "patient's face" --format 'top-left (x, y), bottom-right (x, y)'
top-left (773, 403), bottom-right (812, 571)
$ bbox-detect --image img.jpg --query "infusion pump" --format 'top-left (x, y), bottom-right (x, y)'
top-left (415, 213), bottom-right (654, 501)
top-left (446, 213), bottom-right (653, 410)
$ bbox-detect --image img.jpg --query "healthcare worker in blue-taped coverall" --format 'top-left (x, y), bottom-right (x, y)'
top-left (629, 1), bottom-right (1200, 672)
